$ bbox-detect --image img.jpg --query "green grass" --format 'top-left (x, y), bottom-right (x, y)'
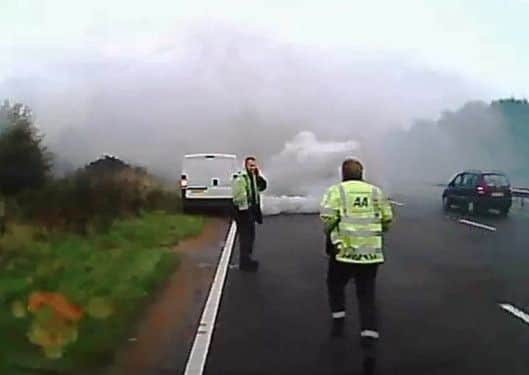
top-left (0, 212), bottom-right (204, 373)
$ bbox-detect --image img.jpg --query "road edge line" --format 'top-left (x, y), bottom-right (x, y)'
top-left (458, 219), bottom-right (496, 232)
top-left (499, 303), bottom-right (529, 325)
top-left (184, 220), bottom-right (237, 375)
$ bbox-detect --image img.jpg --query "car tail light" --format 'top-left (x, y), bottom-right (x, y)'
top-left (476, 185), bottom-right (487, 195)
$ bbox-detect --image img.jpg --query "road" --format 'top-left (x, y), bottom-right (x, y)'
top-left (188, 188), bottom-right (529, 374)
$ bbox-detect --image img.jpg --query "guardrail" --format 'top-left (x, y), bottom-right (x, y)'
top-left (512, 187), bottom-right (529, 207)
top-left (512, 188), bottom-right (529, 196)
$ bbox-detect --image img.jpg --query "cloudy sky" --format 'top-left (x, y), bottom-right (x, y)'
top-left (3, 0), bottom-right (528, 93)
top-left (1, 0), bottom-right (527, 187)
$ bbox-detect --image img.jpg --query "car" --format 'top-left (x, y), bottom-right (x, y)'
top-left (180, 153), bottom-right (239, 213)
top-left (442, 170), bottom-right (512, 216)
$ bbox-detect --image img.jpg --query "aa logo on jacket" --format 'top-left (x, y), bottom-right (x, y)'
top-left (353, 196), bottom-right (369, 208)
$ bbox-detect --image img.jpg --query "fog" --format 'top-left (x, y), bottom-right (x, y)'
top-left (383, 101), bottom-right (526, 191)
top-left (1, 26), bottom-right (499, 213)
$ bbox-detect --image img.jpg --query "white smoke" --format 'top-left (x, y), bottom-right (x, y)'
top-left (264, 131), bottom-right (358, 196)
top-left (261, 131), bottom-right (359, 215)
top-left (262, 195), bottom-right (320, 216)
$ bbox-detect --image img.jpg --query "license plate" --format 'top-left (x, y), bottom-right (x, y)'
top-left (492, 192), bottom-right (504, 197)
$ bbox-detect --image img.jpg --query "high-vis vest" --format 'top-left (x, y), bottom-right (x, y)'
top-left (232, 171), bottom-right (261, 211)
top-left (320, 180), bottom-right (393, 264)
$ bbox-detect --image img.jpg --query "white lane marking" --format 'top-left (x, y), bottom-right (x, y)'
top-left (458, 219), bottom-right (496, 232)
top-left (184, 221), bottom-right (237, 375)
top-left (389, 200), bottom-right (405, 207)
top-left (499, 303), bottom-right (529, 325)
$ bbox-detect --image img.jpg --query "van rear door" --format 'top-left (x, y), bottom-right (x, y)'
top-left (182, 155), bottom-right (238, 200)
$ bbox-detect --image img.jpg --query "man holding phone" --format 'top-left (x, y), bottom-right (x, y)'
top-left (232, 156), bottom-right (267, 271)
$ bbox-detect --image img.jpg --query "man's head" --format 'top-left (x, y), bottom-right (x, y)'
top-left (342, 158), bottom-right (363, 181)
top-left (245, 156), bottom-right (258, 174)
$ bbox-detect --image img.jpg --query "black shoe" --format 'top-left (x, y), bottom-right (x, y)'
top-left (330, 318), bottom-right (345, 338)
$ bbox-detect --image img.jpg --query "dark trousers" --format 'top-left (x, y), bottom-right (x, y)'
top-left (236, 209), bottom-right (256, 265)
top-left (327, 257), bottom-right (379, 332)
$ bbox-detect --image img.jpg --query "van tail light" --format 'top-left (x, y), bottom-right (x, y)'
top-left (180, 174), bottom-right (188, 189)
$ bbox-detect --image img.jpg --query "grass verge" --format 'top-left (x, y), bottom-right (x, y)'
top-left (0, 211), bottom-right (204, 373)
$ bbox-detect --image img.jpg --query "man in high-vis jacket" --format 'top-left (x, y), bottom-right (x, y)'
top-left (232, 156), bottom-right (267, 271)
top-left (320, 158), bottom-right (393, 374)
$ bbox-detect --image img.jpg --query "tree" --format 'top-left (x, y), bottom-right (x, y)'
top-left (0, 100), bottom-right (52, 195)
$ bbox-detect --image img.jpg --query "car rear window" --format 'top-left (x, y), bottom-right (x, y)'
top-left (483, 174), bottom-right (510, 187)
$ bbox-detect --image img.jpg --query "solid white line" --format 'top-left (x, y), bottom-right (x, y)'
top-left (458, 219), bottom-right (496, 232)
top-left (499, 303), bottom-right (529, 325)
top-left (184, 221), bottom-right (237, 375)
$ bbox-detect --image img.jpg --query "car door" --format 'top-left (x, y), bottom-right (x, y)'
top-left (448, 174), bottom-right (465, 204)
top-left (460, 173), bottom-right (478, 204)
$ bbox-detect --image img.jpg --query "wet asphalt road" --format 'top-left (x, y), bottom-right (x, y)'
top-left (202, 188), bottom-right (529, 375)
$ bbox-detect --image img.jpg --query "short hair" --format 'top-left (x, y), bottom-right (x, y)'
top-left (245, 156), bottom-right (257, 164)
top-left (342, 158), bottom-right (363, 180)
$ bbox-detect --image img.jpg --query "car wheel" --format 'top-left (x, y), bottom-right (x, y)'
top-left (442, 196), bottom-right (451, 211)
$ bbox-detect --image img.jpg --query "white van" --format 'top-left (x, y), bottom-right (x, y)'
top-left (180, 154), bottom-right (239, 211)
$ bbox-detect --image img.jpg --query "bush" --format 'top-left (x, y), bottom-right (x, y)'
top-left (144, 189), bottom-right (181, 213)
top-left (13, 159), bottom-right (181, 234)
top-left (1, 101), bottom-right (184, 235)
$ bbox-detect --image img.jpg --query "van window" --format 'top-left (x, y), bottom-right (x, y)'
top-left (183, 156), bottom-right (237, 186)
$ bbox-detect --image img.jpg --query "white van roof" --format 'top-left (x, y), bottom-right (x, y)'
top-left (184, 153), bottom-right (236, 159)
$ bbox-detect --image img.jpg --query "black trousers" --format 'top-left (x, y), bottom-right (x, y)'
top-left (327, 256), bottom-right (379, 332)
top-left (236, 209), bottom-right (256, 265)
